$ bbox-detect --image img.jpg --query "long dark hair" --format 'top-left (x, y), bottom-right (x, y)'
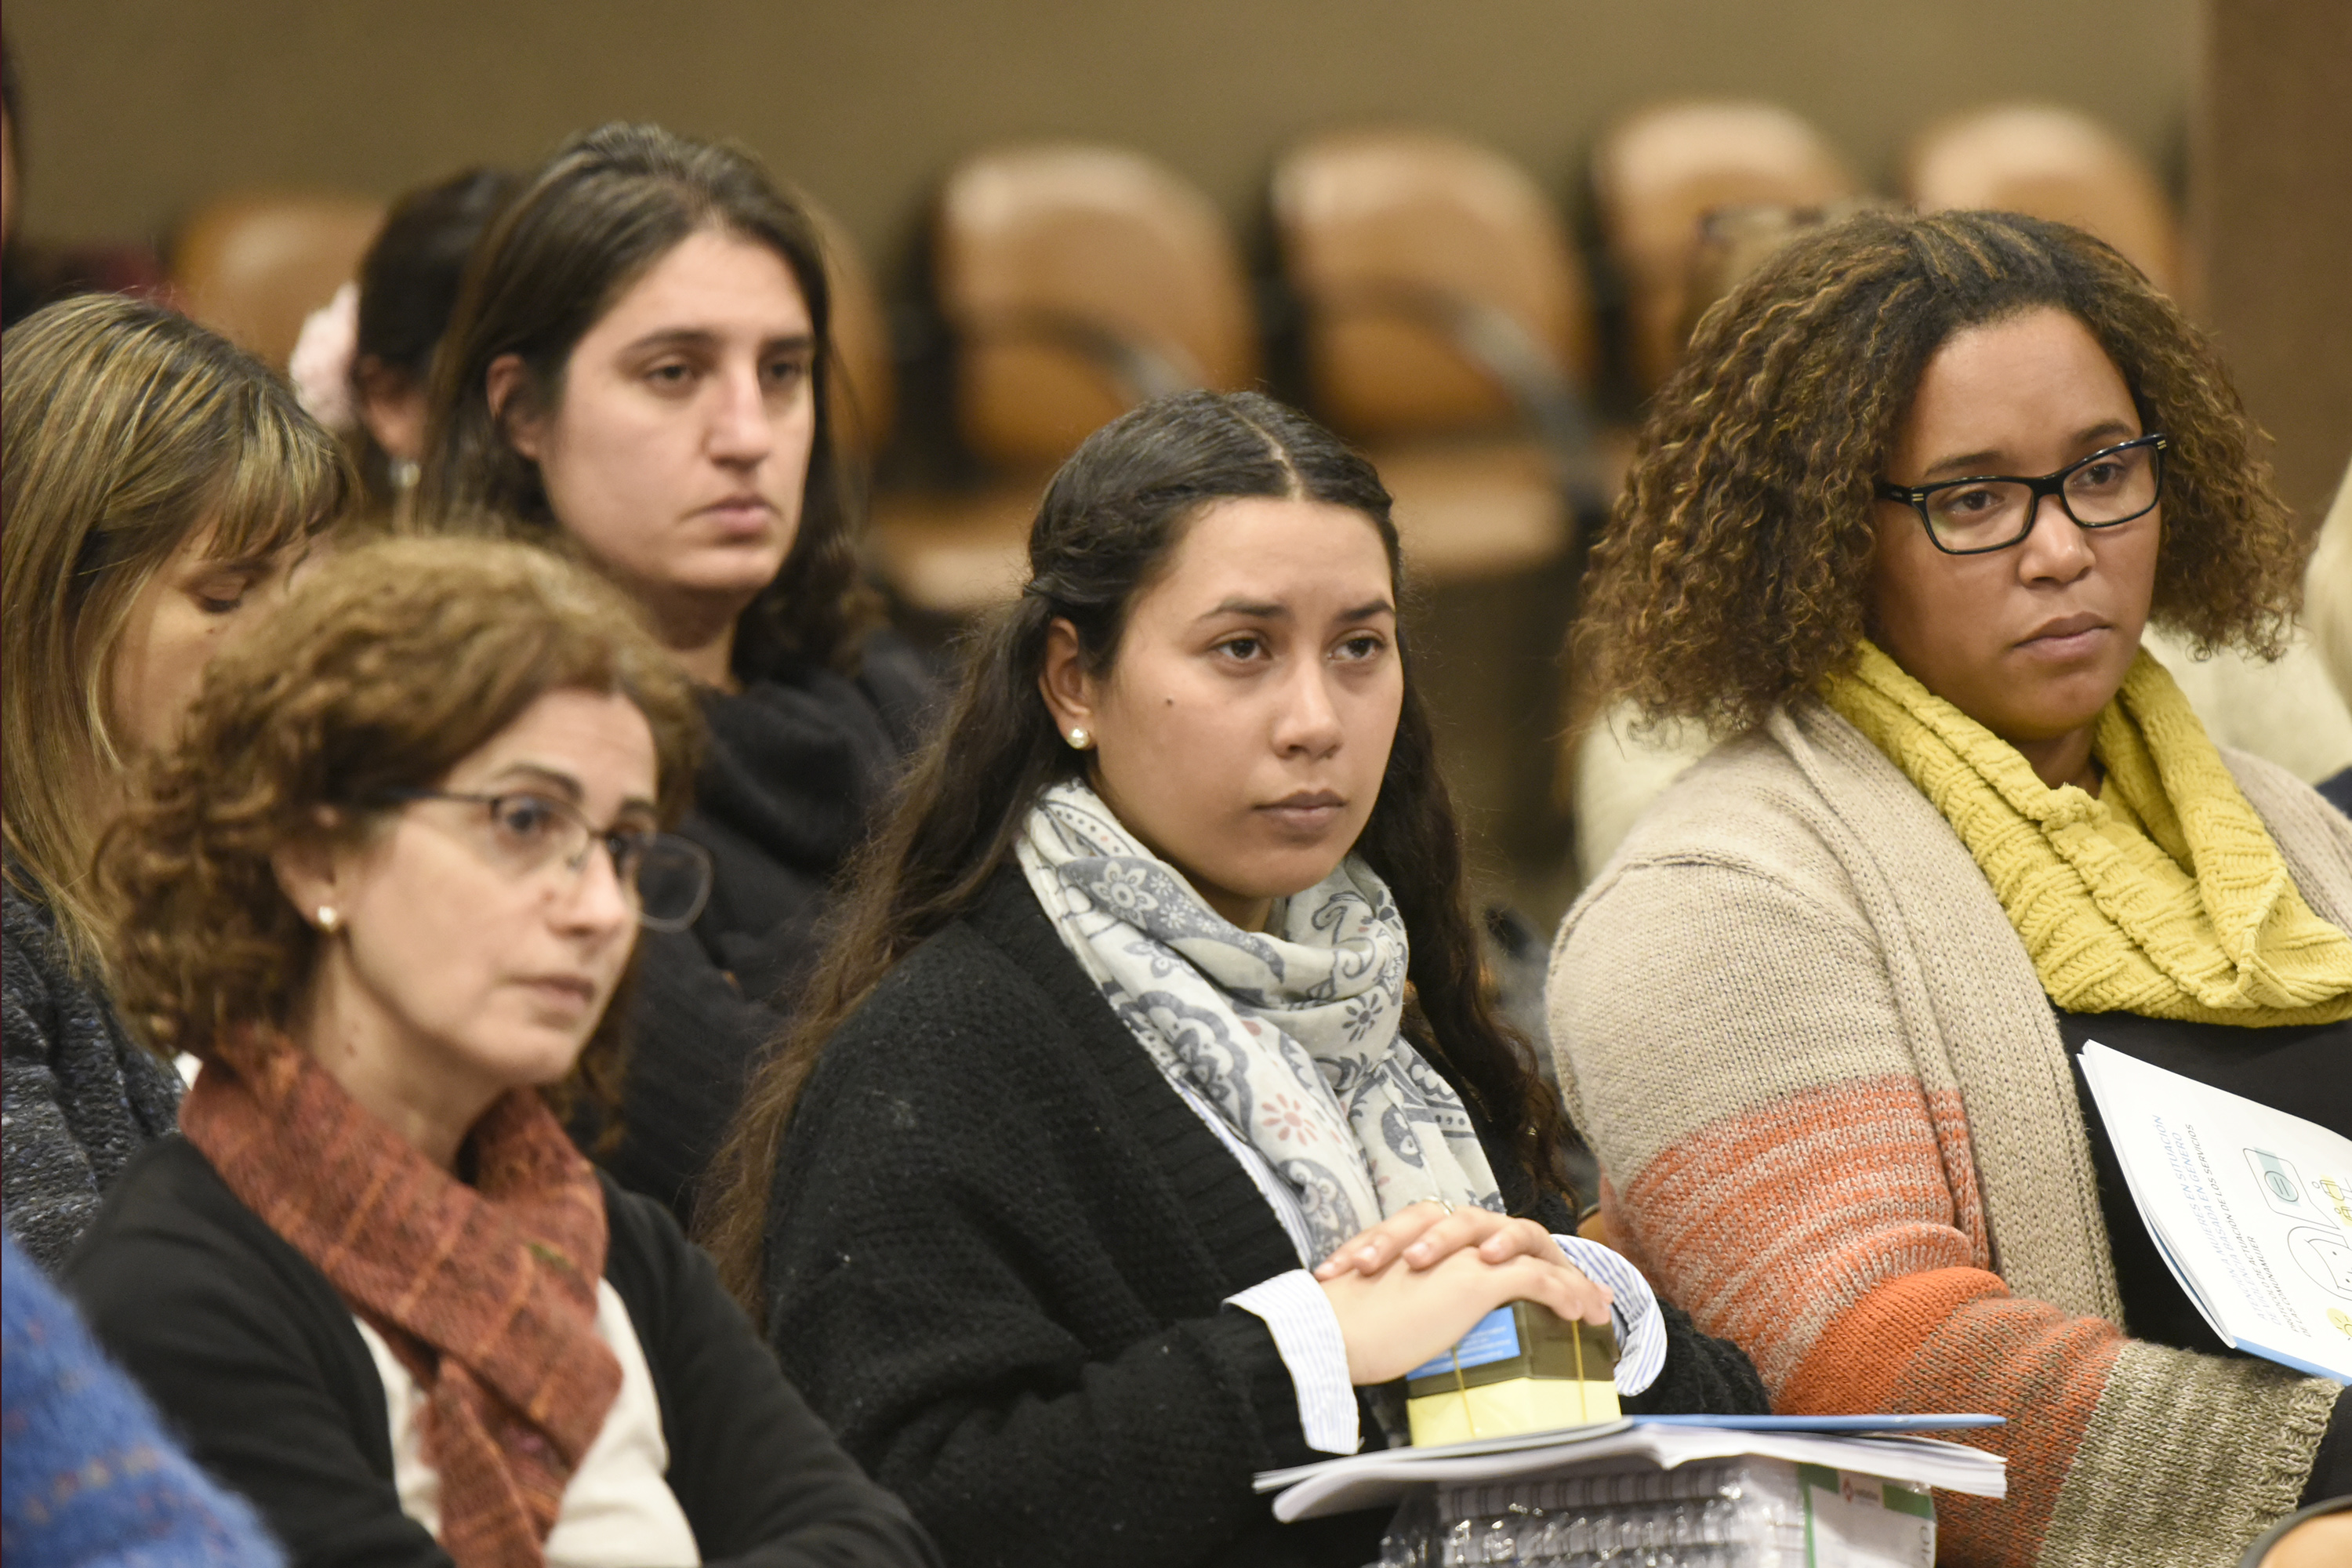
top-left (414, 122), bottom-right (874, 677)
top-left (704, 389), bottom-right (1573, 1304)
top-left (349, 166), bottom-right (518, 507)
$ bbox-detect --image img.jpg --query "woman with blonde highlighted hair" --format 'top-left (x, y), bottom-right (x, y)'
top-left (2, 292), bottom-right (347, 1266)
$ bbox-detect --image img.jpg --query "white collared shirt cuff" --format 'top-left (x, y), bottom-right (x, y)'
top-left (1227, 1269), bottom-right (1361, 1455)
top-left (1552, 1234), bottom-right (1667, 1396)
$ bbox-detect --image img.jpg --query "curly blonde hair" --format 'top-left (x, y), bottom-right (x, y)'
top-left (95, 537), bottom-right (704, 1114)
top-left (1579, 208), bottom-right (2303, 736)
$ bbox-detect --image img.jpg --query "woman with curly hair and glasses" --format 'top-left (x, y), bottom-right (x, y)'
top-left (64, 536), bottom-right (937, 1568)
top-left (1548, 208), bottom-right (2348, 1566)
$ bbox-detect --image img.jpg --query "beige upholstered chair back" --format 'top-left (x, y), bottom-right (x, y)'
top-left (1593, 102), bottom-right (1857, 393)
top-left (1905, 103), bottom-right (2180, 296)
top-left (936, 143), bottom-right (1258, 470)
top-left (172, 194), bottom-right (386, 370)
top-left (1273, 128), bottom-right (1594, 439)
top-left (806, 201), bottom-right (895, 461)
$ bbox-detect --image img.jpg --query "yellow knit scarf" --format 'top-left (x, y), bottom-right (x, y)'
top-left (1821, 641), bottom-right (2352, 1025)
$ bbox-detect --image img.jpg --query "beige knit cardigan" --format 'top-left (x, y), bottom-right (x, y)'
top-left (1546, 696), bottom-right (2348, 1568)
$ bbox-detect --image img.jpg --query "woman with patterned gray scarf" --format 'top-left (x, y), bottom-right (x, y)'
top-left (702, 391), bottom-right (1765, 1568)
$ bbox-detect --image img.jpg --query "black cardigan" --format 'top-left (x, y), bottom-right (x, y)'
top-left (65, 1136), bottom-right (939, 1568)
top-left (597, 634), bottom-right (934, 1221)
top-left (2, 873), bottom-right (183, 1269)
top-left (762, 869), bottom-right (1767, 1568)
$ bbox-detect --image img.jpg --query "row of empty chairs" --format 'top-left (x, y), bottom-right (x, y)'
top-left (875, 100), bottom-right (2183, 617)
top-left (163, 101), bottom-right (2184, 622)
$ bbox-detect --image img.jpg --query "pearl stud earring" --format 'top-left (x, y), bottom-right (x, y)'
top-left (316, 906), bottom-right (342, 934)
top-left (1065, 727), bottom-right (1093, 750)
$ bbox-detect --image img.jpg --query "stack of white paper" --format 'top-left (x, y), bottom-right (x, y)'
top-left (1253, 1416), bottom-right (2007, 1522)
top-left (2078, 1042), bottom-right (2352, 1383)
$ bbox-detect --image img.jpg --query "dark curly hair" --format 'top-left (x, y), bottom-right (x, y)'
top-left (415, 121), bottom-right (877, 680)
top-left (702, 390), bottom-right (1577, 1304)
top-left (94, 536), bottom-right (704, 1125)
top-left (1580, 208), bottom-right (2302, 735)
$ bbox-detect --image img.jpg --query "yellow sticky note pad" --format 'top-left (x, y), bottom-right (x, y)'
top-left (1402, 1301), bottom-right (1620, 1446)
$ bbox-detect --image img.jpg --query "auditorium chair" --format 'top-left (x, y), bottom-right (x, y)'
top-left (1270, 127), bottom-right (1613, 586)
top-left (1904, 103), bottom-right (2182, 297)
top-left (171, 193), bottom-right (386, 371)
top-left (1271, 128), bottom-right (1620, 871)
top-left (1592, 101), bottom-right (1858, 395)
top-left (868, 143), bottom-right (1258, 618)
top-left (806, 200), bottom-right (895, 466)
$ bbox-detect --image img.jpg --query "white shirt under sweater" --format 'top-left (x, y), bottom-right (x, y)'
top-left (351, 1279), bottom-right (701, 1566)
top-left (1163, 1069), bottom-right (1668, 1455)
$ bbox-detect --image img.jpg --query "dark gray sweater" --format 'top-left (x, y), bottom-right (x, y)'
top-left (2, 874), bottom-right (181, 1268)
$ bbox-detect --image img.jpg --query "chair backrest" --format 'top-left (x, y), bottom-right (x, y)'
top-left (1675, 197), bottom-right (1893, 347)
top-left (1905, 103), bottom-right (2180, 296)
top-left (172, 193), bottom-right (387, 371)
top-left (1593, 101), bottom-right (1857, 394)
top-left (1272, 127), bottom-right (1594, 441)
top-left (805, 201), bottom-right (895, 463)
top-left (935, 143), bottom-right (1258, 471)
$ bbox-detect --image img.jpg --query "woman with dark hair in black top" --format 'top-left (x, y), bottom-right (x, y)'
top-left (703, 390), bottom-right (1766, 1568)
top-left (414, 122), bottom-right (932, 1221)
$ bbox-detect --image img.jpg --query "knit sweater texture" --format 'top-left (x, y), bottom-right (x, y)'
top-left (597, 635), bottom-right (933, 1222)
top-left (2, 875), bottom-right (182, 1269)
top-left (1821, 642), bottom-right (2352, 1023)
top-left (765, 869), bottom-right (1768, 1568)
top-left (1546, 697), bottom-right (2351, 1568)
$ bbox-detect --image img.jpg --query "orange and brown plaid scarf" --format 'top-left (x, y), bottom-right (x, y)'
top-left (180, 1029), bottom-right (620, 1566)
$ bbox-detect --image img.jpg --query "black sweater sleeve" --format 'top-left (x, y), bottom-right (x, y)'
top-left (64, 1140), bottom-right (446, 1568)
top-left (601, 1179), bottom-right (940, 1568)
top-left (764, 931), bottom-right (1344, 1568)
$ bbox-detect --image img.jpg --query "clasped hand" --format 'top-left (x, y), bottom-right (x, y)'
top-left (1312, 1202), bottom-right (1614, 1386)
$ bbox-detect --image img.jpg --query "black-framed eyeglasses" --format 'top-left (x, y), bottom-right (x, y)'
top-left (1874, 434), bottom-right (2168, 556)
top-left (379, 789), bottom-right (713, 932)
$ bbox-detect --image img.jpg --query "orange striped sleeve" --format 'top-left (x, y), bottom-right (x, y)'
top-left (1610, 1078), bottom-right (2132, 1567)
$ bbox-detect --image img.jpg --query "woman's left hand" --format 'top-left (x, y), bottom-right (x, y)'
top-left (1313, 1201), bottom-right (1606, 1304)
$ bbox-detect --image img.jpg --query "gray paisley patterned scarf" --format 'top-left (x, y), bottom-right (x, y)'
top-left (1016, 780), bottom-right (1504, 1262)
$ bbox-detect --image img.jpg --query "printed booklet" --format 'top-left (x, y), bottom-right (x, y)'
top-left (2078, 1041), bottom-right (2352, 1383)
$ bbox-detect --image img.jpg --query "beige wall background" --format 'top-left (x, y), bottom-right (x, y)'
top-left (17, 0), bottom-right (2343, 521)
top-left (9, 0), bottom-right (2194, 272)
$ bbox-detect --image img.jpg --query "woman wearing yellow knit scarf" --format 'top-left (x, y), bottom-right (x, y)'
top-left (1550, 209), bottom-right (2351, 1568)
top-left (1824, 642), bottom-right (2352, 1026)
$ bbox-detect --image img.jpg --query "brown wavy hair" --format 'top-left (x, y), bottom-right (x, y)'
top-left (1579, 208), bottom-right (2302, 736)
top-left (2, 293), bottom-right (348, 970)
top-left (414, 121), bottom-right (877, 679)
top-left (94, 537), bottom-right (704, 1116)
top-left (702, 390), bottom-right (1577, 1305)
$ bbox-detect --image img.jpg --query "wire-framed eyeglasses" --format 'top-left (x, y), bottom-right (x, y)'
top-left (1874, 434), bottom-right (2168, 556)
top-left (379, 789), bottom-right (713, 932)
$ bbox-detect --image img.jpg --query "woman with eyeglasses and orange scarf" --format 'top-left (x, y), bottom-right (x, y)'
top-left (64, 536), bottom-right (936, 1568)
